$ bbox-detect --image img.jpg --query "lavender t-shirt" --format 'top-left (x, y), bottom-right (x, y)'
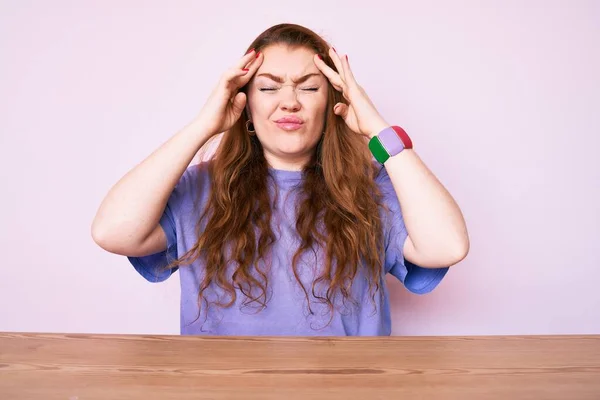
top-left (128, 161), bottom-right (448, 335)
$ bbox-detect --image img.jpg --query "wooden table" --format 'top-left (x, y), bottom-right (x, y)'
top-left (1, 333), bottom-right (599, 399)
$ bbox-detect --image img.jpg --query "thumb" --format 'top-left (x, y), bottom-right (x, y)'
top-left (333, 102), bottom-right (349, 117)
top-left (230, 92), bottom-right (247, 117)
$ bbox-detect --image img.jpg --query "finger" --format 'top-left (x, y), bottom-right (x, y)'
top-left (225, 67), bottom-right (250, 80)
top-left (328, 47), bottom-right (346, 82)
top-left (242, 50), bottom-right (263, 70)
top-left (221, 68), bottom-right (251, 89)
top-left (223, 51), bottom-right (263, 88)
top-left (333, 102), bottom-right (349, 117)
top-left (341, 53), bottom-right (358, 89)
top-left (223, 50), bottom-right (262, 81)
top-left (230, 92), bottom-right (247, 115)
top-left (238, 51), bottom-right (263, 83)
top-left (236, 49), bottom-right (258, 69)
top-left (314, 54), bottom-right (345, 93)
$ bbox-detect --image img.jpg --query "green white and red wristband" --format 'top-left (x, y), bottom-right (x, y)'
top-left (368, 125), bottom-right (413, 164)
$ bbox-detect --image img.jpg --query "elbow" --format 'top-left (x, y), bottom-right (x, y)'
top-left (91, 222), bottom-right (114, 252)
top-left (91, 220), bottom-right (150, 257)
top-left (447, 237), bottom-right (470, 266)
top-left (409, 237), bottom-right (470, 268)
top-left (91, 221), bottom-right (127, 255)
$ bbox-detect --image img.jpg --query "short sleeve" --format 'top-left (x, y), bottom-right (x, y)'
top-left (126, 164), bottom-right (200, 283)
top-left (375, 164), bottom-right (449, 294)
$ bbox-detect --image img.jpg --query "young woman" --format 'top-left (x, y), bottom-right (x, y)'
top-left (92, 23), bottom-right (469, 335)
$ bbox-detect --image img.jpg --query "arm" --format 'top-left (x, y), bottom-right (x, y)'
top-left (92, 49), bottom-right (265, 257)
top-left (91, 117), bottom-right (214, 257)
top-left (370, 122), bottom-right (470, 268)
top-left (312, 48), bottom-right (469, 267)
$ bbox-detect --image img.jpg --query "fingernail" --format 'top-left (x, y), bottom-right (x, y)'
top-left (242, 68), bottom-right (249, 72)
top-left (317, 54), bottom-right (322, 60)
top-left (255, 51), bottom-right (261, 58)
top-left (245, 48), bottom-right (255, 55)
top-left (332, 47), bottom-right (337, 53)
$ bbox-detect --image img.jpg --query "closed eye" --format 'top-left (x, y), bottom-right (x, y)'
top-left (259, 88), bottom-right (319, 92)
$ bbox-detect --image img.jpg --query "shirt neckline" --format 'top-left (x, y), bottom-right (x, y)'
top-left (268, 167), bottom-right (303, 189)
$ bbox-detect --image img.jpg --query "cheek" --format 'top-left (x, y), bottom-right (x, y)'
top-left (310, 95), bottom-right (328, 118)
top-left (302, 90), bottom-right (327, 106)
top-left (315, 90), bottom-right (329, 109)
top-left (247, 94), bottom-right (275, 117)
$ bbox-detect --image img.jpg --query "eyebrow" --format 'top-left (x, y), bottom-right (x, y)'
top-left (256, 72), bottom-right (321, 84)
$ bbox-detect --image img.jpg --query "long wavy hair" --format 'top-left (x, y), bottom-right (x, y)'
top-left (165, 23), bottom-right (387, 328)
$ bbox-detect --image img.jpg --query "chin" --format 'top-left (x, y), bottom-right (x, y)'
top-left (276, 146), bottom-right (308, 155)
top-left (264, 131), bottom-right (320, 151)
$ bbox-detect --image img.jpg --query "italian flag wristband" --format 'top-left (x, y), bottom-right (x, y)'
top-left (368, 125), bottom-right (413, 164)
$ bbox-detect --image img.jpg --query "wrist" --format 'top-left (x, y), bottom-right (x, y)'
top-left (182, 117), bottom-right (218, 147)
top-left (367, 120), bottom-right (391, 139)
top-left (368, 125), bottom-right (413, 164)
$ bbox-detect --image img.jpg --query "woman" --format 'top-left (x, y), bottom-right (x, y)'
top-left (92, 23), bottom-right (469, 335)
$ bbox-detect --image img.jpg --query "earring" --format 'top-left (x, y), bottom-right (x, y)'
top-left (245, 120), bottom-right (256, 136)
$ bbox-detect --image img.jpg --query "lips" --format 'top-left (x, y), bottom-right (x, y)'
top-left (275, 116), bottom-right (304, 124)
top-left (274, 119), bottom-right (304, 131)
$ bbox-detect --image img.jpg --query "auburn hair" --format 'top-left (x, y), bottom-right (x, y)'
top-left (164, 23), bottom-right (388, 328)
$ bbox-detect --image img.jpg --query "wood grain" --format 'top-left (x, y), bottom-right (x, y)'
top-left (1, 333), bottom-right (599, 399)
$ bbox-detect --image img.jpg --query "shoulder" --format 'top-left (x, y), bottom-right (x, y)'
top-left (167, 161), bottom-right (213, 213)
top-left (176, 161), bottom-right (212, 192)
top-left (185, 160), bottom-right (212, 180)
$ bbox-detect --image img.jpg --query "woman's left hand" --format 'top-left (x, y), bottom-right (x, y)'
top-left (314, 47), bottom-right (390, 138)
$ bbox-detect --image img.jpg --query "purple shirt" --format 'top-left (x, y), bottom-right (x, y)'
top-left (128, 161), bottom-right (448, 335)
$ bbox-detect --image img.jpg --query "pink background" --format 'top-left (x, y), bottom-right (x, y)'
top-left (1, 1), bottom-right (598, 335)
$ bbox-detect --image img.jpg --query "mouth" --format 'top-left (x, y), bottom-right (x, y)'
top-left (274, 121), bottom-right (304, 131)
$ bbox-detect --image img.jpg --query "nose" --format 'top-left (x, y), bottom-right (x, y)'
top-left (279, 86), bottom-right (301, 112)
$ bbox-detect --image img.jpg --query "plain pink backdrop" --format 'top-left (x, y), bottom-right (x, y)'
top-left (1, 0), bottom-right (598, 335)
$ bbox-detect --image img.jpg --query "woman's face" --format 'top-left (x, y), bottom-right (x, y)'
top-left (246, 44), bottom-right (328, 171)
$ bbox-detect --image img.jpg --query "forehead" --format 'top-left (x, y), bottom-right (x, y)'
top-left (254, 45), bottom-right (323, 81)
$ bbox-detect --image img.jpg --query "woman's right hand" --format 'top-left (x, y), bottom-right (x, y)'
top-left (195, 49), bottom-right (264, 136)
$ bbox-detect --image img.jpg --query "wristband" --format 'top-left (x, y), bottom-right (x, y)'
top-left (369, 126), bottom-right (413, 164)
